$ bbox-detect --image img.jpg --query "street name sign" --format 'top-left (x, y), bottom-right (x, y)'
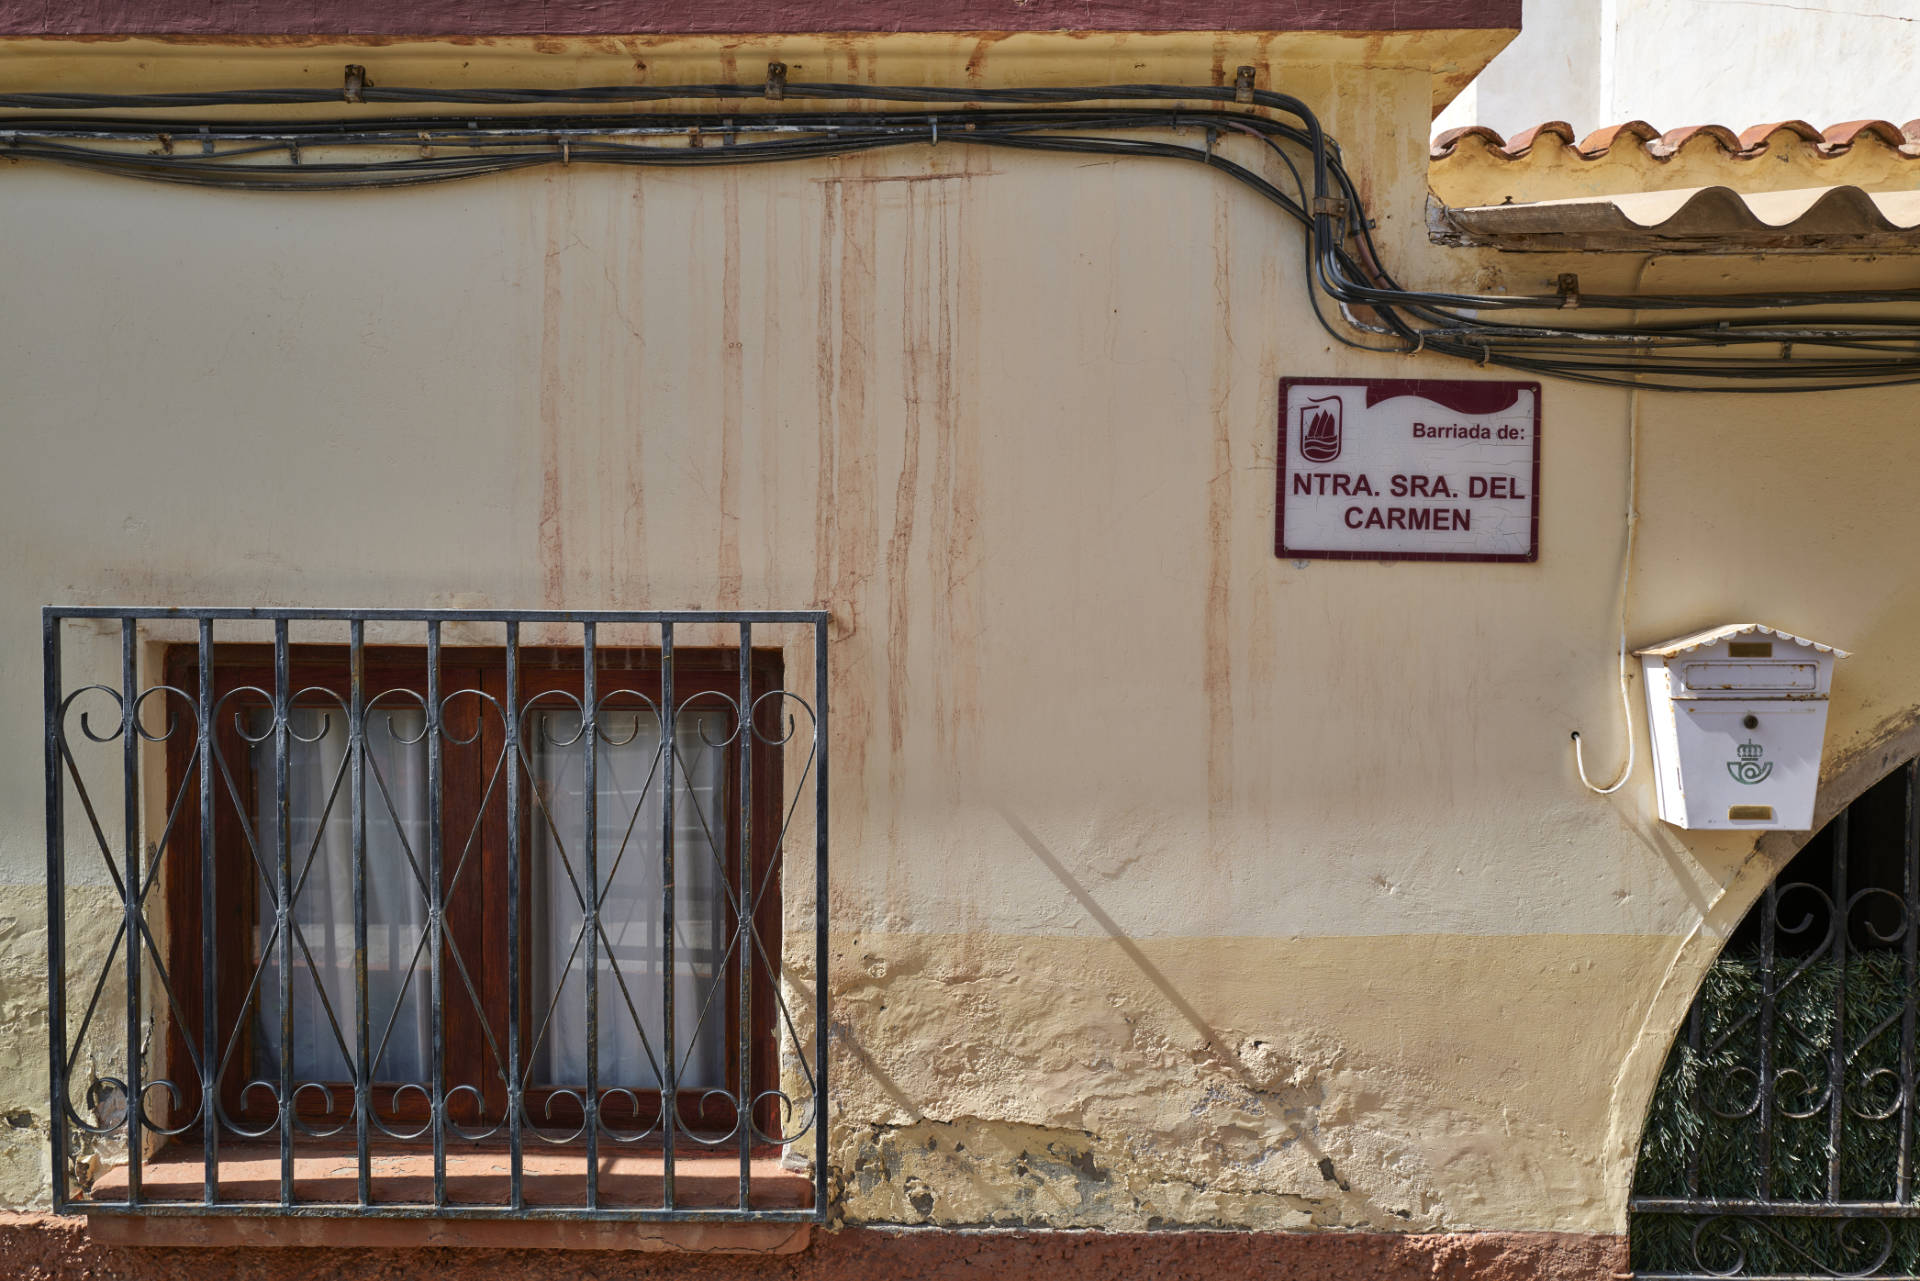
top-left (1276, 377), bottom-right (1540, 563)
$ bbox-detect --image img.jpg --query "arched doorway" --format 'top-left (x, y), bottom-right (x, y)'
top-left (1632, 759), bottom-right (1920, 1279)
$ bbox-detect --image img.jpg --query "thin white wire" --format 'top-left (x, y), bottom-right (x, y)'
top-left (1573, 381), bottom-right (1641, 794)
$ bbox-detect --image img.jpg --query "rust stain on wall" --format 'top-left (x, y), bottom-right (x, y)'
top-left (758, 179), bottom-right (786, 598)
top-left (813, 183), bottom-right (840, 615)
top-left (963, 34), bottom-right (1006, 84)
top-left (718, 171), bottom-right (745, 610)
top-left (1204, 186), bottom-right (1236, 828)
top-left (538, 175), bottom-right (570, 616)
top-left (1244, 189), bottom-right (1282, 828)
top-left (619, 181), bottom-right (653, 608)
top-left (924, 186), bottom-right (958, 772)
top-left (829, 166), bottom-right (880, 850)
top-left (885, 182), bottom-right (927, 829)
top-left (926, 161), bottom-right (984, 777)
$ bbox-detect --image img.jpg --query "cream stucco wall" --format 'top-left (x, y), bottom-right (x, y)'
top-left (4, 34), bottom-right (1920, 1238)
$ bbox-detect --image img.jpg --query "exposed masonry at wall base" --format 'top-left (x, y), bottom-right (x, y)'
top-left (837, 1117), bottom-right (1366, 1231)
top-left (0, 1214), bottom-right (1623, 1281)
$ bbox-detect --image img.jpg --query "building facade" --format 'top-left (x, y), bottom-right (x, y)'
top-left (4, 2), bottom-right (1919, 1277)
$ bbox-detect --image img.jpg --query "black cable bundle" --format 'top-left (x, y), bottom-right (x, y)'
top-left (4, 79), bottom-right (1918, 391)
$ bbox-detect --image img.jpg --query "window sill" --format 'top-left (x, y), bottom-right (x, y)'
top-left (82, 1142), bottom-right (815, 1254)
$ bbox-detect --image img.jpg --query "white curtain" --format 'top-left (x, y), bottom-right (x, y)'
top-left (531, 708), bottom-right (726, 1092)
top-left (252, 707), bottom-right (432, 1087)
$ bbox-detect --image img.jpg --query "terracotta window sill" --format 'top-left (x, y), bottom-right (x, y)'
top-left (82, 1142), bottom-right (814, 1254)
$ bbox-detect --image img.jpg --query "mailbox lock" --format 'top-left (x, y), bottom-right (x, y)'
top-left (1743, 714), bottom-right (1759, 730)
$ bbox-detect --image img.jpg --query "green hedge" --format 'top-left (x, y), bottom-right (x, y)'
top-left (1632, 950), bottom-right (1916, 1276)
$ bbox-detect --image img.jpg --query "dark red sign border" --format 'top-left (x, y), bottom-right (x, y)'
top-left (1275, 376), bottom-right (1541, 565)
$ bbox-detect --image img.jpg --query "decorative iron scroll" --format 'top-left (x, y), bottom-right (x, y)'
top-left (1632, 760), bottom-right (1920, 1279)
top-left (43, 607), bottom-right (829, 1224)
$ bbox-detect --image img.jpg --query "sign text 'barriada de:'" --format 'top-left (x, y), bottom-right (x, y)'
top-left (1276, 377), bottom-right (1541, 563)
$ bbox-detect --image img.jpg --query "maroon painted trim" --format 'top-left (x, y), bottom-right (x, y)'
top-left (0, 1213), bottom-right (1628, 1278)
top-left (0, 0), bottom-right (1519, 37)
top-left (1275, 376), bottom-right (1542, 566)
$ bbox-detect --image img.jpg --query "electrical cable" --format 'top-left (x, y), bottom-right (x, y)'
top-left (1572, 252), bottom-right (1651, 795)
top-left (1572, 375), bottom-right (1642, 796)
top-left (4, 80), bottom-right (1920, 390)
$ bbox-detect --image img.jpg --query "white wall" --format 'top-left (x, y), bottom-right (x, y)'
top-left (1435, 0), bottom-right (1920, 141)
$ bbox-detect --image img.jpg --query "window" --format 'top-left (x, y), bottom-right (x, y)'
top-left (161, 644), bottom-right (786, 1139)
top-left (46, 608), bottom-right (828, 1227)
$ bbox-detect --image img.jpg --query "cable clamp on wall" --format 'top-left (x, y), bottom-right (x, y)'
top-left (766, 62), bottom-right (787, 100)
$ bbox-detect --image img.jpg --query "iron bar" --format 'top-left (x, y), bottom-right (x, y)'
top-left (120, 619), bottom-right (143, 1207)
top-left (273, 620), bottom-right (293, 1206)
top-left (350, 620), bottom-right (371, 1208)
top-left (43, 611), bottom-right (67, 1212)
top-left (1830, 810), bottom-right (1850, 1202)
top-left (1685, 1000), bottom-right (1702, 1199)
top-left (116, 622), bottom-right (142, 1213)
top-left (660, 621), bottom-right (676, 1211)
top-left (198, 619), bottom-right (217, 1205)
top-left (426, 621), bottom-right (446, 1206)
top-left (1759, 876), bottom-right (1777, 1201)
top-left (505, 622), bottom-right (523, 1212)
top-left (813, 616), bottom-right (830, 1217)
top-left (737, 621), bottom-right (752, 1209)
top-left (79, 1202), bottom-right (820, 1222)
top-left (44, 606), bottom-right (827, 1225)
top-left (581, 622), bottom-right (598, 1211)
top-left (46, 607), bottom-right (825, 623)
top-left (1904, 760), bottom-right (1919, 1202)
top-left (1632, 1200), bottom-right (1920, 1219)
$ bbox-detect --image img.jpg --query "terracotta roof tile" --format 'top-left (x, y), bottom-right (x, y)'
top-left (1657, 123), bottom-right (1747, 157)
top-left (1577, 120), bottom-right (1658, 156)
top-left (1431, 117), bottom-right (1920, 162)
top-left (1432, 124), bottom-right (1507, 154)
top-left (1823, 119), bottom-right (1908, 148)
top-left (1736, 120), bottom-right (1822, 150)
top-left (1502, 120), bottom-right (1575, 154)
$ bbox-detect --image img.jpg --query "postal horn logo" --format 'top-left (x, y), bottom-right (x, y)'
top-left (1299, 395), bottom-right (1343, 463)
top-left (1728, 739), bottom-right (1773, 786)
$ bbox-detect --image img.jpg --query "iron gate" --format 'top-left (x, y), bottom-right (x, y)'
top-left (1633, 759), bottom-right (1920, 1278)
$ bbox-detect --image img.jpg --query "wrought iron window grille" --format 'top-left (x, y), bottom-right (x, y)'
top-left (43, 607), bottom-right (829, 1224)
top-left (1632, 759), bottom-right (1920, 1279)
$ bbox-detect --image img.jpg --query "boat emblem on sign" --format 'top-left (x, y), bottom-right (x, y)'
top-left (1299, 395), bottom-right (1343, 463)
top-left (1728, 739), bottom-right (1773, 785)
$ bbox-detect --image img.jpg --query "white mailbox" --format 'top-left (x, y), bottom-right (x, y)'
top-left (1636, 624), bottom-right (1849, 831)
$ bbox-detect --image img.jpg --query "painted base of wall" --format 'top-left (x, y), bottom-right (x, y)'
top-left (0, 1213), bottom-right (1623, 1279)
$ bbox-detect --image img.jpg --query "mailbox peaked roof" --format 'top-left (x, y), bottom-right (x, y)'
top-left (1635, 624), bottom-right (1851, 660)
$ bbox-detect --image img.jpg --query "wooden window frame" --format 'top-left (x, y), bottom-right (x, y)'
top-left (160, 643), bottom-right (787, 1146)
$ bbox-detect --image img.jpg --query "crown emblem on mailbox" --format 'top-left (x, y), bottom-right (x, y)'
top-left (1728, 739), bottom-right (1773, 785)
